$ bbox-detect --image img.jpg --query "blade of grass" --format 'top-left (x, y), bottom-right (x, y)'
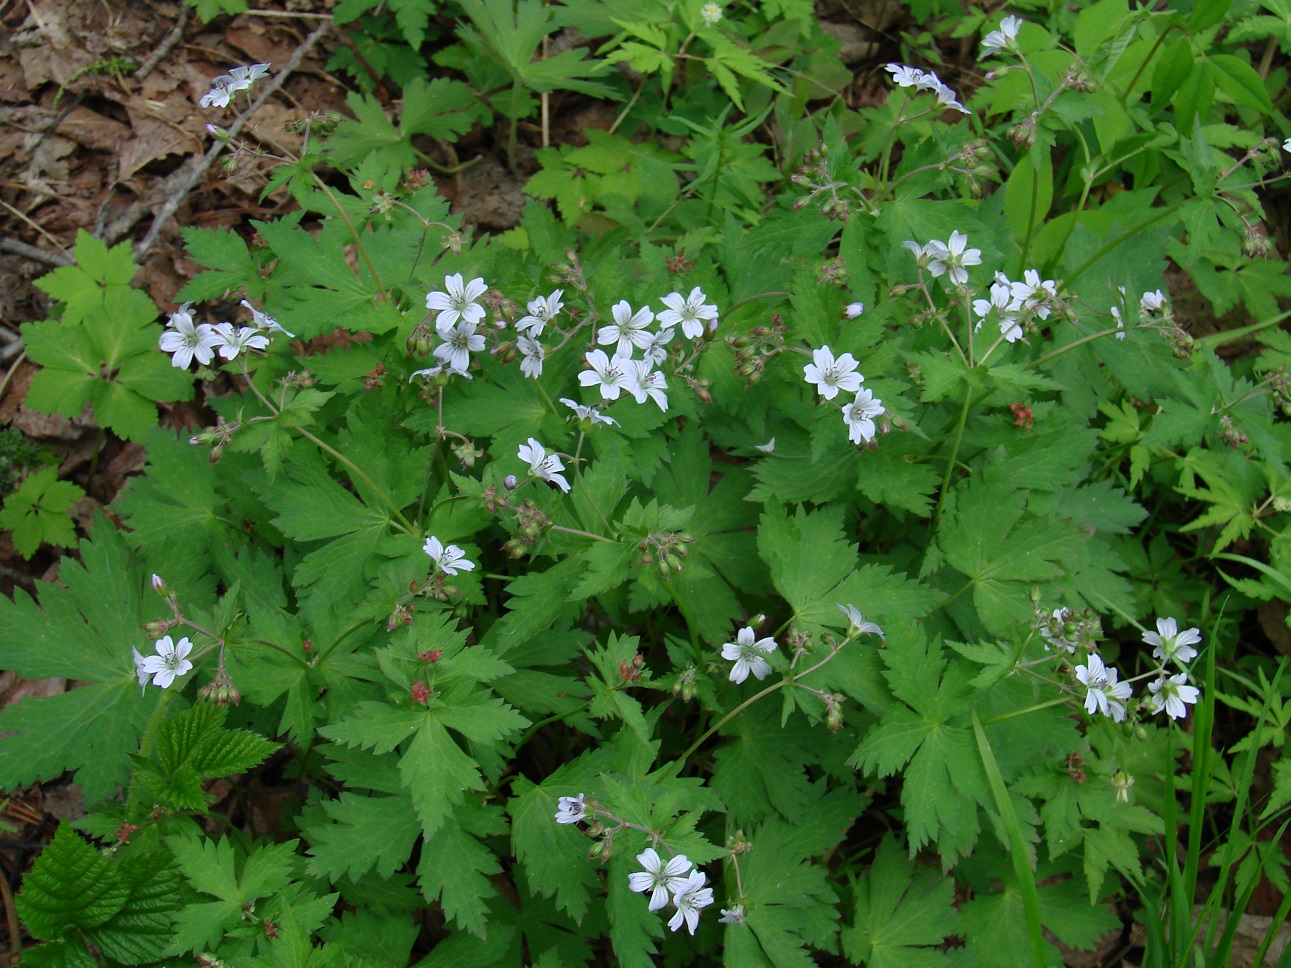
top-left (972, 710), bottom-right (1046, 968)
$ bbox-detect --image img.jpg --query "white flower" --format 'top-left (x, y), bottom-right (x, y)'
top-left (579, 349), bottom-right (635, 401)
top-left (554, 793), bottom-right (587, 824)
top-left (210, 323), bottom-right (270, 360)
top-left (839, 603), bottom-right (884, 639)
top-left (515, 290), bottom-right (564, 336)
top-left (239, 299), bottom-right (295, 338)
top-left (719, 905), bottom-right (745, 924)
top-left (931, 81), bottom-right (969, 114)
top-left (434, 318), bottom-right (485, 374)
top-left (1143, 616), bottom-right (1201, 666)
top-left (159, 304), bottom-right (218, 368)
top-left (925, 231), bottom-right (981, 286)
top-left (902, 239), bottom-right (935, 264)
top-left (138, 635), bottom-right (194, 690)
top-left (803, 345), bottom-right (863, 400)
top-left (1009, 269), bottom-right (1057, 320)
top-left (658, 287), bottom-right (718, 340)
top-left (973, 281), bottom-right (1023, 342)
top-left (517, 335), bottom-right (545, 378)
top-left (844, 302), bottom-right (865, 318)
top-left (131, 645), bottom-right (152, 694)
top-left (629, 360), bottom-right (669, 410)
top-left (982, 14), bottom-right (1022, 54)
top-left (628, 848), bottom-right (693, 912)
top-left (842, 388), bottom-right (885, 444)
top-left (1075, 653), bottom-right (1133, 722)
top-left (885, 64), bottom-right (926, 88)
top-left (598, 300), bottom-right (655, 356)
top-left (755, 438), bottom-right (776, 453)
top-left (518, 438), bottom-right (571, 493)
top-left (423, 535), bottom-right (474, 576)
top-left (409, 364), bottom-right (445, 381)
top-left (1147, 673), bottom-right (1200, 720)
top-left (1111, 304), bottom-right (1126, 340)
top-left (668, 869), bottom-right (714, 935)
top-left (559, 397), bottom-right (618, 426)
top-left (640, 327), bottom-right (675, 367)
top-left (199, 63), bottom-right (270, 108)
top-left (426, 273), bottom-right (488, 335)
top-left (722, 627), bottom-right (777, 683)
top-left (1140, 290), bottom-right (1167, 314)
top-left (700, 1), bottom-right (722, 26)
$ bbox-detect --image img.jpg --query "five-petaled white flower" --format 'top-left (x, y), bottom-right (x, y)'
top-left (560, 397), bottom-right (618, 426)
top-left (518, 438), bottom-right (571, 493)
top-left (885, 64), bottom-right (925, 88)
top-left (629, 361), bottom-right (669, 410)
top-left (598, 300), bottom-right (656, 356)
top-left (722, 627), bottom-right (778, 683)
top-left (839, 603), bottom-right (884, 639)
top-left (719, 905), bottom-right (745, 925)
top-left (210, 323), bottom-right (270, 360)
top-left (1140, 290), bottom-right (1168, 314)
top-left (423, 536), bottom-right (474, 576)
top-left (640, 327), bottom-right (675, 367)
top-left (240, 299), bottom-right (295, 337)
top-left (137, 635), bottom-right (194, 690)
top-left (579, 349), bottom-right (635, 400)
top-left (517, 335), bottom-right (545, 378)
top-left (973, 281), bottom-right (1022, 337)
top-left (159, 303), bottom-right (218, 368)
top-left (1147, 673), bottom-right (1200, 720)
top-left (1075, 653), bottom-right (1133, 722)
top-left (427, 273), bottom-right (488, 335)
top-left (844, 302), bottom-right (865, 318)
top-left (925, 231), bottom-right (981, 285)
top-left (700, 2), bottom-right (722, 26)
top-left (199, 63), bottom-right (271, 108)
top-left (554, 793), bottom-right (588, 824)
top-left (842, 388), bottom-right (885, 444)
top-left (628, 848), bottom-right (693, 912)
top-left (434, 319), bottom-right (485, 374)
top-left (1143, 617), bottom-right (1201, 666)
top-left (515, 290), bottom-right (564, 337)
top-left (982, 15), bottom-right (1022, 54)
top-left (803, 345), bottom-right (863, 400)
top-left (658, 287), bottom-right (719, 340)
top-left (667, 869), bottom-right (714, 935)
top-left (1009, 269), bottom-right (1057, 320)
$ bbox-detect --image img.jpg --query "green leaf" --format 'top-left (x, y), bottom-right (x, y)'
top-left (176, 225), bottom-right (262, 301)
top-left (1208, 52), bottom-right (1274, 114)
top-left (0, 466), bottom-right (84, 558)
top-left (86, 848), bottom-right (185, 966)
top-left (841, 835), bottom-right (957, 967)
top-left (168, 837), bottom-right (298, 954)
top-left (155, 702), bottom-right (280, 780)
top-left (416, 801), bottom-right (506, 935)
top-left (16, 825), bottom-right (130, 938)
top-left (305, 792), bottom-right (421, 882)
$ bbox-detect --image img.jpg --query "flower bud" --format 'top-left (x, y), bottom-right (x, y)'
top-left (151, 574), bottom-right (168, 595)
top-left (504, 474), bottom-right (518, 489)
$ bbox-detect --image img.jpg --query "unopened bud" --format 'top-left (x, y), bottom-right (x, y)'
top-left (504, 474), bottom-right (518, 489)
top-left (151, 574), bottom-right (168, 595)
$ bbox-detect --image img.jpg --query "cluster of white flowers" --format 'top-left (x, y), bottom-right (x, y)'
top-left (578, 288), bottom-right (718, 411)
top-left (1073, 616), bottom-right (1202, 723)
top-left (883, 64), bottom-right (969, 114)
top-left (1109, 288), bottom-right (1171, 340)
top-left (904, 231), bottom-right (982, 286)
top-left (159, 299), bottom-right (292, 368)
top-left (971, 268), bottom-right (1058, 343)
top-left (981, 15), bottom-right (1023, 55)
top-left (802, 346), bottom-right (887, 445)
top-left (199, 63), bottom-right (271, 109)
top-left (418, 274), bottom-right (491, 379)
top-left (423, 536), bottom-right (474, 576)
top-left (629, 848), bottom-right (715, 934)
top-left (132, 635), bottom-right (194, 693)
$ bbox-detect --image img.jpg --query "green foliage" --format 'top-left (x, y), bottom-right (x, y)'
top-left (23, 230), bottom-right (191, 440)
top-left (9, 0), bottom-right (1291, 964)
top-left (0, 466), bottom-right (85, 558)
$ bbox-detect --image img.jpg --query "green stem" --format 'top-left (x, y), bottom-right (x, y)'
top-left (935, 389), bottom-right (974, 520)
top-left (293, 425), bottom-right (415, 533)
top-left (310, 173), bottom-right (388, 303)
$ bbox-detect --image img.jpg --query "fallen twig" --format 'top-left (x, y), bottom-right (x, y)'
top-left (134, 6), bottom-right (190, 81)
top-left (0, 236), bottom-right (71, 268)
